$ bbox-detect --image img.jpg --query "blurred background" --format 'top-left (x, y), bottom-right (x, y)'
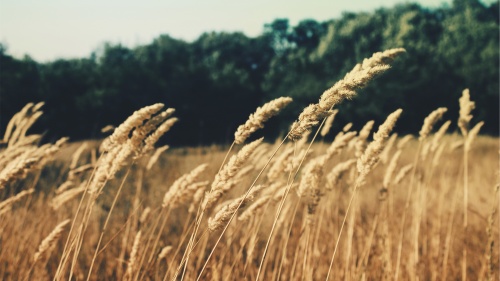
top-left (0, 0), bottom-right (498, 145)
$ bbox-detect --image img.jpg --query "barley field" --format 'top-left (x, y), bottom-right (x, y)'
top-left (0, 48), bottom-right (498, 281)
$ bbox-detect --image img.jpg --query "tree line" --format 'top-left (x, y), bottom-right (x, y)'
top-left (1, 0), bottom-right (498, 145)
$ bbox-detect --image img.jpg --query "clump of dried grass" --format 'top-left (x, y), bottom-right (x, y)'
top-left (100, 103), bottom-right (165, 152)
top-left (320, 109), bottom-right (339, 137)
top-left (355, 120), bottom-right (375, 157)
top-left (0, 188), bottom-right (34, 215)
top-left (234, 97), bottom-right (292, 144)
top-left (357, 109), bottom-right (403, 185)
top-left (208, 185), bottom-right (264, 232)
top-left (289, 48), bottom-right (405, 141)
top-left (419, 107), bottom-right (447, 141)
top-left (124, 231), bottom-right (142, 281)
top-left (202, 138), bottom-right (263, 210)
top-left (1, 48), bottom-right (496, 281)
top-left (458, 88), bottom-right (475, 137)
top-left (33, 219), bottom-right (71, 263)
top-left (162, 163), bottom-right (208, 209)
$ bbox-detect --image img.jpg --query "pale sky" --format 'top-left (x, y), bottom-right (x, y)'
top-left (0, 0), bottom-right (484, 62)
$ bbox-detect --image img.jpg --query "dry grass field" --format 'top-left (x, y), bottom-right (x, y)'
top-left (0, 48), bottom-right (498, 281)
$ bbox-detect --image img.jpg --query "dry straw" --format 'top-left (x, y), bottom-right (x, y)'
top-left (297, 157), bottom-right (323, 198)
top-left (139, 207), bottom-right (151, 224)
top-left (189, 187), bottom-right (207, 214)
top-left (0, 138), bottom-right (67, 189)
top-left (289, 48), bottom-right (405, 141)
top-left (33, 219), bottom-right (71, 263)
top-left (383, 150), bottom-right (402, 188)
top-left (238, 195), bottom-right (271, 223)
top-left (355, 120), bottom-right (375, 157)
top-left (143, 117), bottom-right (178, 153)
top-left (100, 103), bottom-right (164, 152)
top-left (68, 163), bottom-right (95, 180)
top-left (90, 105), bottom-right (177, 195)
top-left (320, 109), bottom-right (339, 137)
top-left (397, 134), bottom-right (413, 149)
top-left (380, 133), bottom-right (398, 164)
top-left (69, 143), bottom-right (88, 170)
top-left (342, 122), bottom-right (353, 132)
top-left (234, 97), bottom-right (292, 144)
top-left (55, 180), bottom-right (74, 194)
top-left (208, 185), bottom-right (264, 232)
top-left (0, 188), bottom-right (34, 214)
top-left (432, 144), bottom-right (446, 168)
top-left (3, 103), bottom-right (34, 143)
top-left (394, 164), bottom-right (413, 185)
top-left (162, 163), bottom-right (208, 209)
top-left (129, 109), bottom-right (175, 153)
top-left (203, 138), bottom-right (263, 210)
top-left (326, 159), bottom-right (356, 190)
top-left (267, 146), bottom-right (294, 181)
top-left (431, 120), bottom-right (451, 152)
top-left (465, 121), bottom-right (484, 152)
top-left (325, 131), bottom-right (357, 160)
top-left (158, 246), bottom-right (173, 260)
top-left (51, 185), bottom-right (86, 210)
top-left (357, 109), bottom-right (403, 184)
top-left (419, 107), bottom-right (447, 140)
top-left (124, 230), bottom-right (142, 281)
top-left (458, 88), bottom-right (475, 136)
top-left (146, 145), bottom-right (169, 170)
top-left (299, 158), bottom-right (324, 222)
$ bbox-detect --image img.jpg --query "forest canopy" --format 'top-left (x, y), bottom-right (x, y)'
top-left (1, 0), bottom-right (498, 145)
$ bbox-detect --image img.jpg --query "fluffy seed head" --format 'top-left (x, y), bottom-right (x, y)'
top-left (33, 219), bottom-right (70, 263)
top-left (143, 117), bottom-right (178, 154)
top-left (325, 131), bottom-right (357, 160)
top-left (465, 121), bottom-right (484, 152)
top-left (203, 138), bottom-right (263, 210)
top-left (394, 164), bottom-right (413, 185)
top-left (383, 150), bottom-right (401, 188)
top-left (458, 89), bottom-right (475, 137)
top-left (326, 159), bottom-right (356, 190)
top-left (342, 122), bottom-right (353, 132)
top-left (419, 107), bottom-right (447, 141)
top-left (355, 120), bottom-right (375, 157)
top-left (357, 109), bottom-right (402, 184)
top-left (124, 231), bottom-right (142, 281)
top-left (0, 188), bottom-right (35, 213)
top-left (289, 48), bottom-right (405, 141)
top-left (431, 120), bottom-right (451, 152)
top-left (234, 97), bottom-right (292, 144)
top-left (162, 163), bottom-right (208, 209)
top-left (397, 135), bottom-right (413, 149)
top-left (238, 195), bottom-right (271, 222)
top-left (51, 185), bottom-right (85, 210)
top-left (320, 109), bottom-right (339, 137)
top-left (208, 185), bottom-right (263, 232)
top-left (380, 133), bottom-right (398, 164)
top-left (158, 246), bottom-right (173, 260)
top-left (101, 103), bottom-right (164, 152)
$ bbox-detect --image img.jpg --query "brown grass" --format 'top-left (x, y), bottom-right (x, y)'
top-left (0, 48), bottom-right (498, 281)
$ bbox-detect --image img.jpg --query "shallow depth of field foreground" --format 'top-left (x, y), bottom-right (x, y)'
top-left (0, 49), bottom-right (498, 281)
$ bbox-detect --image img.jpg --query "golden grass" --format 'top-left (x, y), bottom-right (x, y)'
top-left (0, 134), bottom-right (498, 280)
top-left (0, 48), bottom-right (498, 281)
